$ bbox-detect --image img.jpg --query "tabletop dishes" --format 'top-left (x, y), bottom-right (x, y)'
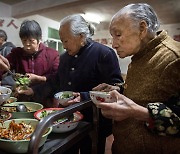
top-left (0, 118), bottom-right (52, 153)
top-left (89, 91), bottom-right (115, 104)
top-left (34, 108), bottom-right (83, 133)
top-left (54, 91), bottom-right (74, 106)
top-left (0, 86), bottom-right (12, 105)
top-left (2, 102), bottom-right (43, 119)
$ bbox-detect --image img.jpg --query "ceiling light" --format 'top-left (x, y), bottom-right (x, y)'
top-left (81, 13), bottom-right (103, 24)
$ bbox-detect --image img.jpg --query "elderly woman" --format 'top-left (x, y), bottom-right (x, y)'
top-left (0, 29), bottom-right (15, 57)
top-left (1, 20), bottom-right (59, 85)
top-left (19, 15), bottom-right (123, 154)
top-left (93, 3), bottom-right (180, 154)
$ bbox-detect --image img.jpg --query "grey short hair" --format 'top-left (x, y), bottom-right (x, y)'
top-left (113, 3), bottom-right (160, 34)
top-left (59, 14), bottom-right (95, 39)
top-left (0, 29), bottom-right (7, 41)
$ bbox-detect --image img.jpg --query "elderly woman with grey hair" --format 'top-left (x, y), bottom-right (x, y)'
top-left (0, 29), bottom-right (15, 57)
top-left (93, 3), bottom-right (180, 154)
top-left (19, 14), bottom-right (123, 154)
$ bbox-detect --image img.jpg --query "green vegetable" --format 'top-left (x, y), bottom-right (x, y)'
top-left (60, 93), bottom-right (72, 99)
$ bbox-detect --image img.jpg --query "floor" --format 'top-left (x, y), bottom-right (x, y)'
top-left (105, 135), bottom-right (114, 154)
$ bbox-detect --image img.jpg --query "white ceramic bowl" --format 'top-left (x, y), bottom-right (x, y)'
top-left (0, 118), bottom-right (52, 153)
top-left (0, 86), bottom-right (12, 105)
top-left (34, 108), bottom-right (83, 133)
top-left (90, 91), bottom-right (114, 104)
top-left (54, 91), bottom-right (74, 106)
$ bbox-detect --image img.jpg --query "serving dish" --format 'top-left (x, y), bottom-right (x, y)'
top-left (34, 108), bottom-right (83, 133)
top-left (0, 118), bottom-right (52, 153)
top-left (2, 102), bottom-right (43, 119)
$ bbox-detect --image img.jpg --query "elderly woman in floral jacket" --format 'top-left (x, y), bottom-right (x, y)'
top-left (93, 3), bottom-right (180, 154)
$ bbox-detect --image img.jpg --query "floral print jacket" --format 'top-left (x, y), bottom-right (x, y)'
top-left (146, 96), bottom-right (180, 137)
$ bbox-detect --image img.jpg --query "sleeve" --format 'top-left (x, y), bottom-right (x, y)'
top-left (45, 49), bottom-right (60, 80)
top-left (146, 100), bottom-right (180, 137)
top-left (145, 58), bottom-right (180, 137)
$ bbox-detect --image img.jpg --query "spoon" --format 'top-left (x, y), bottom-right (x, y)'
top-left (16, 104), bottom-right (28, 112)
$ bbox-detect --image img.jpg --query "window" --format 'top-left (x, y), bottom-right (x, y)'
top-left (47, 27), bottom-right (64, 54)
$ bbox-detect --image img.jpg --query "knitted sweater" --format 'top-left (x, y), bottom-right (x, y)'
top-left (112, 30), bottom-right (180, 154)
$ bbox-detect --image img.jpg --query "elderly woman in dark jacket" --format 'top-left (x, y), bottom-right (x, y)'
top-left (19, 15), bottom-right (123, 154)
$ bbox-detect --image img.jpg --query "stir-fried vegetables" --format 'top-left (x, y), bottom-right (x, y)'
top-left (40, 110), bottom-right (72, 123)
top-left (0, 120), bottom-right (34, 140)
top-left (15, 73), bottom-right (30, 90)
top-left (60, 93), bottom-right (73, 99)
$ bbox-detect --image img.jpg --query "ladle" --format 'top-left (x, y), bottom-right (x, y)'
top-left (16, 104), bottom-right (28, 112)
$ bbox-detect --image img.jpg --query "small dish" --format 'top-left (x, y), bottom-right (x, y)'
top-left (90, 91), bottom-right (114, 104)
top-left (54, 91), bottom-right (74, 106)
top-left (0, 86), bottom-right (12, 105)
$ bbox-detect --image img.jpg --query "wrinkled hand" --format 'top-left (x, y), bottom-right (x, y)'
top-left (96, 90), bottom-right (149, 121)
top-left (0, 55), bottom-right (10, 71)
top-left (60, 92), bottom-right (80, 107)
top-left (16, 87), bottom-right (34, 96)
top-left (26, 73), bottom-right (46, 83)
top-left (93, 83), bottom-right (120, 92)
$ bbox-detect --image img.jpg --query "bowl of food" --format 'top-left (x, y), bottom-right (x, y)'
top-left (90, 91), bottom-right (114, 104)
top-left (4, 97), bottom-right (17, 104)
top-left (2, 102), bottom-right (43, 119)
top-left (34, 108), bottom-right (83, 133)
top-left (0, 86), bottom-right (12, 105)
top-left (54, 91), bottom-right (74, 106)
top-left (0, 118), bottom-right (52, 153)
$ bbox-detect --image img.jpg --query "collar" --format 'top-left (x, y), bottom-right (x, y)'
top-left (22, 42), bottom-right (44, 57)
top-left (73, 39), bottom-right (93, 57)
top-left (131, 30), bottom-right (168, 61)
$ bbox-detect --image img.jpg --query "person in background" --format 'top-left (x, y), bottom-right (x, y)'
top-left (0, 29), bottom-right (16, 57)
top-left (93, 3), bottom-right (180, 154)
top-left (19, 14), bottom-right (123, 154)
top-left (0, 55), bottom-right (10, 71)
top-left (0, 20), bottom-right (59, 86)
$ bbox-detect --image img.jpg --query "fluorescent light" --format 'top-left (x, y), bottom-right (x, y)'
top-left (81, 13), bottom-right (103, 24)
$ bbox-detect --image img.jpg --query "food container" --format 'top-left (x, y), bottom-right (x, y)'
top-left (54, 91), bottom-right (74, 106)
top-left (34, 108), bottom-right (83, 133)
top-left (2, 102), bottom-right (43, 119)
top-left (0, 86), bottom-right (12, 105)
top-left (90, 91), bottom-right (115, 104)
top-left (0, 118), bottom-right (52, 153)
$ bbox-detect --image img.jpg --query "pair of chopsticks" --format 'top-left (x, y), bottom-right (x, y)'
top-left (7, 69), bottom-right (24, 86)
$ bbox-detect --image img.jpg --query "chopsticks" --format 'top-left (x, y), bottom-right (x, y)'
top-left (7, 69), bottom-right (24, 86)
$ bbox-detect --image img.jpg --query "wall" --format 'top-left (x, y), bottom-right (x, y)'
top-left (19, 15), bottom-right (60, 43)
top-left (0, 2), bottom-right (11, 17)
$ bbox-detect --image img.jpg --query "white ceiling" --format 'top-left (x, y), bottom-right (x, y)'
top-left (1, 0), bottom-right (180, 30)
